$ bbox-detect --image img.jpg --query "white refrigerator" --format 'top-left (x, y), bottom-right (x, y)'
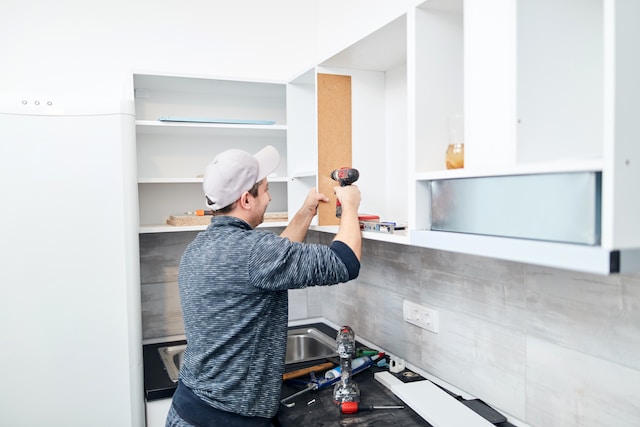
top-left (0, 95), bottom-right (144, 427)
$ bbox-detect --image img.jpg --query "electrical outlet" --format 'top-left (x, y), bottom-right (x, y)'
top-left (403, 300), bottom-right (439, 333)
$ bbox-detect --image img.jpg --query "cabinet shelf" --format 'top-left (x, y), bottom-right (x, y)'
top-left (414, 159), bottom-right (603, 181)
top-left (138, 177), bottom-right (202, 184)
top-left (310, 225), bottom-right (410, 245)
top-left (140, 221), bottom-right (289, 234)
top-left (137, 176), bottom-right (289, 184)
top-left (136, 120), bottom-right (287, 137)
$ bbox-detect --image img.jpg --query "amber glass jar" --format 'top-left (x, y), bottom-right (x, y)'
top-left (446, 143), bottom-right (464, 169)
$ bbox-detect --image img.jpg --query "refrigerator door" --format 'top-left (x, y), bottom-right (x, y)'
top-left (0, 95), bottom-right (143, 427)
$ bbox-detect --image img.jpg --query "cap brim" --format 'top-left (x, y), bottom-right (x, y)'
top-left (254, 145), bottom-right (280, 181)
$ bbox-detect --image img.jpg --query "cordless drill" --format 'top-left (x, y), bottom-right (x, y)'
top-left (330, 167), bottom-right (359, 218)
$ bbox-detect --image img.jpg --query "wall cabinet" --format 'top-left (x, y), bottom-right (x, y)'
top-left (133, 74), bottom-right (290, 233)
top-left (408, 0), bottom-right (640, 274)
top-left (287, 14), bottom-right (410, 244)
top-left (287, 0), bottom-right (639, 273)
top-left (133, 0), bottom-right (639, 273)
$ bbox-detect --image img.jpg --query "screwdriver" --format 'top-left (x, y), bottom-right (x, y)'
top-left (340, 401), bottom-right (405, 414)
top-left (184, 210), bottom-right (214, 216)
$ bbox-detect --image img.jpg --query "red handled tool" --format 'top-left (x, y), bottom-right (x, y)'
top-left (330, 167), bottom-right (359, 217)
top-left (340, 402), bottom-right (405, 414)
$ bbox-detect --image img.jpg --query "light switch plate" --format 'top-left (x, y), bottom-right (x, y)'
top-left (403, 300), bottom-right (439, 333)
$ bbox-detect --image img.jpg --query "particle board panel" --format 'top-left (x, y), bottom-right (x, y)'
top-left (317, 73), bottom-right (352, 226)
top-left (375, 372), bottom-right (495, 427)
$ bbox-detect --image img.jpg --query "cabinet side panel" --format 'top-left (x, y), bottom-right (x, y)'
top-left (317, 73), bottom-right (352, 226)
top-left (606, 0), bottom-right (640, 249)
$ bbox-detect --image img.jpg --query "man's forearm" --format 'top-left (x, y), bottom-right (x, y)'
top-left (280, 208), bottom-right (315, 242)
top-left (333, 205), bottom-right (362, 260)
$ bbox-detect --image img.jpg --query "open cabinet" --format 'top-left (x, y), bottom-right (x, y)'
top-left (133, 74), bottom-right (290, 233)
top-left (409, 0), bottom-right (640, 274)
top-left (288, 14), bottom-right (410, 244)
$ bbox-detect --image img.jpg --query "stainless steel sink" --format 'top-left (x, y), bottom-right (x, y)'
top-left (285, 327), bottom-right (337, 364)
top-left (157, 327), bottom-right (337, 382)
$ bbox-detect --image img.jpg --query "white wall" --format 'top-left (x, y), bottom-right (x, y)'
top-left (1, 0), bottom-right (416, 97)
top-left (0, 1), bottom-right (417, 426)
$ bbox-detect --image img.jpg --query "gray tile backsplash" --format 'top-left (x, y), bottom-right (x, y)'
top-left (140, 230), bottom-right (640, 426)
top-left (139, 231), bottom-right (198, 338)
top-left (526, 337), bottom-right (640, 427)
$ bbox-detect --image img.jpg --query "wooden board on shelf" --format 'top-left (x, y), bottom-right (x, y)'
top-left (166, 215), bottom-right (211, 226)
top-left (264, 212), bottom-right (288, 222)
top-left (165, 212), bottom-right (288, 227)
top-left (317, 73), bottom-right (352, 226)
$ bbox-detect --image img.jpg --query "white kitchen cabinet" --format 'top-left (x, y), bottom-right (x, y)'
top-left (133, 73), bottom-right (290, 233)
top-left (408, 0), bottom-right (640, 274)
top-left (285, 0), bottom-right (640, 273)
top-left (287, 14), bottom-right (411, 244)
top-left (133, 0), bottom-right (639, 273)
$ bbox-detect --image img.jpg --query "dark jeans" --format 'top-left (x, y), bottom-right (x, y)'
top-left (166, 381), bottom-right (273, 427)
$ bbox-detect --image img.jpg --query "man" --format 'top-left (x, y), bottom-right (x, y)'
top-left (166, 145), bottom-right (362, 426)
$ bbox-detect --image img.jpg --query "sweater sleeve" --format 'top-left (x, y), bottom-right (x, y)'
top-left (248, 234), bottom-right (358, 291)
top-left (329, 240), bottom-right (360, 280)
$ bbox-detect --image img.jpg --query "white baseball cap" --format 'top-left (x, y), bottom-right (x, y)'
top-left (203, 145), bottom-right (280, 210)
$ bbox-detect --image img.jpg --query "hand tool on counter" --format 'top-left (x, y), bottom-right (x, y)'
top-left (280, 355), bottom-right (375, 408)
top-left (282, 361), bottom-right (335, 381)
top-left (330, 167), bottom-right (359, 217)
top-left (280, 380), bottom-right (324, 408)
top-left (356, 348), bottom-right (379, 358)
top-left (340, 401), bottom-right (405, 414)
top-left (324, 353), bottom-right (384, 379)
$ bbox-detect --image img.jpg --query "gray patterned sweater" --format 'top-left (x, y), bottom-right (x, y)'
top-left (177, 216), bottom-right (360, 419)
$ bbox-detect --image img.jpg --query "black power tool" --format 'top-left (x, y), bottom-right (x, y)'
top-left (330, 167), bottom-right (359, 218)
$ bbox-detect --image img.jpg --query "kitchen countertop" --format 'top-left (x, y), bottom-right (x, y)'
top-left (143, 323), bottom-right (513, 426)
top-left (276, 361), bottom-right (431, 426)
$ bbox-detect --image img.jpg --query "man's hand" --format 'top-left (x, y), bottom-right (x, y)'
top-left (334, 185), bottom-right (361, 214)
top-left (303, 188), bottom-right (330, 216)
top-left (280, 188), bottom-right (329, 242)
